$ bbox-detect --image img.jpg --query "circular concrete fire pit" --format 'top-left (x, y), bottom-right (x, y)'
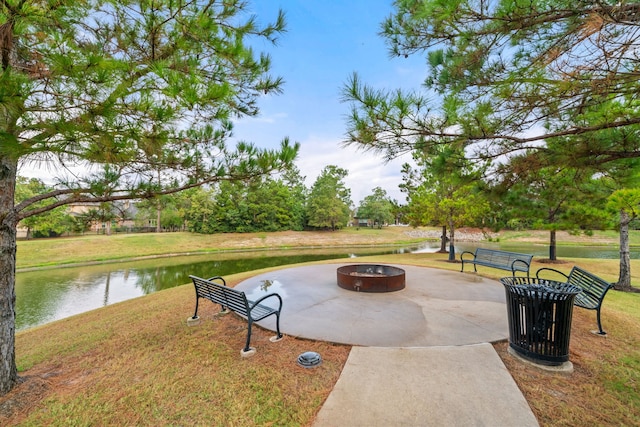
top-left (337, 264), bottom-right (406, 292)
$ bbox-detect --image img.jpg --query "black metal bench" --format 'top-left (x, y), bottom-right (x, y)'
top-left (460, 248), bottom-right (533, 277)
top-left (536, 266), bottom-right (614, 335)
top-left (188, 275), bottom-right (283, 356)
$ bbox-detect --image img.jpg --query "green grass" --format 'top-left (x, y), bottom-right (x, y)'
top-left (497, 229), bottom-right (640, 246)
top-left (8, 252), bottom-right (640, 426)
top-left (5, 229), bottom-right (640, 426)
top-left (10, 267), bottom-right (352, 426)
top-left (17, 227), bottom-right (640, 270)
top-left (607, 287), bottom-right (640, 321)
top-left (16, 228), bottom-right (429, 269)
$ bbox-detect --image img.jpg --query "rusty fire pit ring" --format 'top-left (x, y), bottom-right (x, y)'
top-left (337, 264), bottom-right (406, 293)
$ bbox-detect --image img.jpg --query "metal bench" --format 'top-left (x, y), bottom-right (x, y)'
top-left (188, 275), bottom-right (283, 356)
top-left (536, 266), bottom-right (614, 335)
top-left (460, 248), bottom-right (533, 277)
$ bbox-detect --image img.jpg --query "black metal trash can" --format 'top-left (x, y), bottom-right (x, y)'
top-left (500, 277), bottom-right (581, 366)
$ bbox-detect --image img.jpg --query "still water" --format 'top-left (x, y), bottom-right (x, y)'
top-left (16, 241), bottom-right (631, 331)
top-left (15, 245), bottom-right (429, 332)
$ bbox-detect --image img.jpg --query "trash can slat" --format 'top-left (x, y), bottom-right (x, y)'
top-left (500, 277), bottom-right (580, 366)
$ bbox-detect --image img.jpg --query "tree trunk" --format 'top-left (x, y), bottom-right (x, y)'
top-left (448, 218), bottom-right (456, 262)
top-left (156, 199), bottom-right (162, 233)
top-left (437, 225), bottom-right (448, 253)
top-left (0, 154), bottom-right (19, 394)
top-left (156, 170), bottom-right (162, 233)
top-left (549, 229), bottom-right (557, 261)
top-left (103, 271), bottom-right (111, 306)
top-left (616, 209), bottom-right (632, 291)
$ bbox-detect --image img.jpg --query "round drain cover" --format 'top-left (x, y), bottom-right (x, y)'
top-left (297, 351), bottom-right (322, 368)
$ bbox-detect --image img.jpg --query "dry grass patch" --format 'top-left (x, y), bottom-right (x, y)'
top-left (6, 233), bottom-right (640, 426)
top-left (3, 282), bottom-right (350, 426)
top-left (494, 298), bottom-right (640, 426)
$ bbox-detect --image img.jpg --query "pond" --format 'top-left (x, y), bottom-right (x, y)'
top-left (15, 244), bottom-right (434, 332)
top-left (16, 240), bottom-right (632, 332)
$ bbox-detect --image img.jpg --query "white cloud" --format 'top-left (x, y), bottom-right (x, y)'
top-left (17, 156), bottom-right (94, 186)
top-left (296, 135), bottom-right (412, 206)
top-left (234, 112), bottom-right (289, 125)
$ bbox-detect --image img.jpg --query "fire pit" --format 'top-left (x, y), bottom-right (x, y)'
top-left (337, 264), bottom-right (405, 292)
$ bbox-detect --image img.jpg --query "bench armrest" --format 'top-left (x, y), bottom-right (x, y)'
top-left (511, 259), bottom-right (530, 270)
top-left (206, 276), bottom-right (226, 286)
top-left (535, 267), bottom-right (568, 281)
top-left (460, 251), bottom-right (475, 261)
top-left (249, 292), bottom-right (283, 312)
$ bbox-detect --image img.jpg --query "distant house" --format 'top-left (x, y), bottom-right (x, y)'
top-left (353, 217), bottom-right (371, 228)
top-left (16, 227), bottom-right (28, 239)
top-left (16, 200), bottom-right (157, 238)
top-left (68, 200), bottom-right (142, 234)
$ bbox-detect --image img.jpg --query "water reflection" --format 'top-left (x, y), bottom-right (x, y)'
top-left (243, 279), bottom-right (289, 303)
top-left (15, 247), bottom-right (405, 332)
top-left (15, 241), bottom-right (629, 332)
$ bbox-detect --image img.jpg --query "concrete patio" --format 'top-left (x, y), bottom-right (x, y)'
top-left (235, 262), bottom-right (539, 426)
top-left (235, 263), bottom-right (509, 347)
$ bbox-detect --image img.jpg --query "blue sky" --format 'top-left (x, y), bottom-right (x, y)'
top-left (233, 0), bottom-right (428, 204)
top-left (19, 1), bottom-right (428, 205)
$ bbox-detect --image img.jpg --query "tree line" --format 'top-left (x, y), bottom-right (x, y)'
top-left (20, 151), bottom-right (638, 252)
top-left (16, 165), bottom-right (400, 235)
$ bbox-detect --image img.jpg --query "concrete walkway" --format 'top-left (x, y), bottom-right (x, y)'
top-left (235, 263), bottom-right (539, 426)
top-left (314, 344), bottom-right (538, 427)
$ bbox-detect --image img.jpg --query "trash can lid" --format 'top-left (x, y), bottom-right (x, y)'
top-left (528, 283), bottom-right (581, 294)
top-left (500, 277), bottom-right (581, 295)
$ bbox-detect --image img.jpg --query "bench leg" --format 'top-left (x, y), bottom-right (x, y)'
top-left (270, 312), bottom-right (284, 342)
top-left (240, 319), bottom-right (256, 357)
top-left (460, 262), bottom-right (477, 273)
top-left (595, 308), bottom-right (607, 335)
top-left (241, 312), bottom-right (284, 355)
top-left (511, 269), bottom-right (530, 278)
top-left (216, 305), bottom-right (231, 316)
top-left (192, 297), bottom-right (200, 319)
top-left (187, 298), bottom-right (201, 326)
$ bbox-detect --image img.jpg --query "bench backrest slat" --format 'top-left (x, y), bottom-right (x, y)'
top-left (190, 276), bottom-right (250, 315)
top-left (474, 248), bottom-right (532, 270)
top-left (567, 266), bottom-right (612, 300)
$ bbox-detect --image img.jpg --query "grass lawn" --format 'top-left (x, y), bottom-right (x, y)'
top-left (3, 228), bottom-right (640, 425)
top-left (15, 228), bottom-right (430, 269)
top-left (16, 227), bottom-right (640, 270)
